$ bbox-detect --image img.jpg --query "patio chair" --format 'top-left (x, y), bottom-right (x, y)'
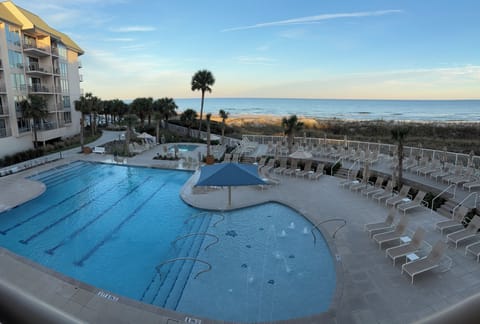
top-left (385, 185), bottom-right (411, 207)
top-left (446, 215), bottom-right (480, 248)
top-left (296, 160), bottom-right (312, 178)
top-left (373, 214), bottom-right (409, 248)
top-left (463, 179), bottom-right (480, 192)
top-left (435, 206), bottom-right (469, 234)
top-left (449, 167), bottom-right (476, 186)
top-left (273, 158), bottom-right (288, 174)
top-left (283, 159), bottom-right (298, 176)
top-left (309, 163), bottom-right (324, 180)
top-left (260, 158), bottom-right (276, 173)
top-left (418, 160), bottom-right (442, 177)
top-left (372, 180), bottom-right (395, 203)
top-left (401, 240), bottom-right (447, 284)
top-left (223, 153), bottom-right (232, 162)
top-left (386, 227), bottom-right (426, 265)
top-left (397, 191), bottom-right (428, 215)
top-left (364, 207), bottom-right (397, 238)
top-left (361, 177), bottom-right (384, 197)
top-left (465, 241), bottom-right (480, 262)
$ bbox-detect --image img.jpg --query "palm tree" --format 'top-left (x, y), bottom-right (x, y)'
top-left (112, 99), bottom-right (128, 124)
top-left (153, 97), bottom-right (178, 130)
top-left (19, 95), bottom-right (48, 149)
top-left (191, 70), bottom-right (215, 138)
top-left (219, 109), bottom-right (229, 145)
top-left (206, 113), bottom-right (212, 157)
top-left (281, 114), bottom-right (304, 154)
top-left (123, 114), bottom-right (138, 155)
top-left (180, 109), bottom-right (197, 137)
top-left (130, 97), bottom-right (153, 126)
top-left (391, 126), bottom-right (410, 188)
top-left (74, 95), bottom-right (90, 151)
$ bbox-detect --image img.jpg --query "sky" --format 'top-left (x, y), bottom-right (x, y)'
top-left (14, 0), bottom-right (480, 100)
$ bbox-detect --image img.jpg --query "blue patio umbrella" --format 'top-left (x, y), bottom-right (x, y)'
top-left (196, 163), bottom-right (266, 206)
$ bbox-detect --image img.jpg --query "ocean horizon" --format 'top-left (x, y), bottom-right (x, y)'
top-left (168, 98), bottom-right (480, 122)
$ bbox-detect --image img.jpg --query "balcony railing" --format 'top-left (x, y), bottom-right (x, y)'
top-left (23, 44), bottom-right (51, 56)
top-left (0, 127), bottom-right (11, 138)
top-left (51, 47), bottom-right (59, 56)
top-left (26, 63), bottom-right (52, 74)
top-left (78, 60), bottom-right (82, 68)
top-left (28, 85), bottom-right (52, 93)
top-left (79, 74), bottom-right (84, 82)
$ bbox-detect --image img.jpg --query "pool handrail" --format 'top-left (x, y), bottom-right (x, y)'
top-left (311, 218), bottom-right (347, 244)
top-left (431, 183), bottom-right (456, 213)
top-left (184, 212), bottom-right (225, 227)
top-left (171, 232), bottom-right (219, 251)
top-left (156, 258), bottom-right (212, 279)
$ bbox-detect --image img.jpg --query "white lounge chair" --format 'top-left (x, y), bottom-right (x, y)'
top-left (401, 240), bottom-right (447, 284)
top-left (465, 241), bottom-right (480, 262)
top-left (385, 185), bottom-right (411, 207)
top-left (361, 177), bottom-right (384, 197)
top-left (397, 191), bottom-right (428, 215)
top-left (309, 163), bottom-right (324, 180)
top-left (386, 227), bottom-right (425, 265)
top-left (364, 208), bottom-right (397, 238)
top-left (93, 146), bottom-right (105, 154)
top-left (446, 215), bottom-right (480, 248)
top-left (435, 206), bottom-right (469, 234)
top-left (373, 214), bottom-right (409, 249)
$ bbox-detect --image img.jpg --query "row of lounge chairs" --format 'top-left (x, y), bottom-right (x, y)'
top-left (365, 209), bottom-right (449, 284)
top-left (258, 158), bottom-right (324, 180)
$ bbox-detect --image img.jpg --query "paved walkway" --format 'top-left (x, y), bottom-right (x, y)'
top-left (0, 132), bottom-right (479, 323)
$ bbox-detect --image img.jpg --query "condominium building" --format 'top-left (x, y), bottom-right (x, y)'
top-left (0, 1), bottom-right (84, 157)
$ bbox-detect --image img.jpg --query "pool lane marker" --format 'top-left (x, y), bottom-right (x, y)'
top-left (44, 176), bottom-right (154, 255)
top-left (18, 177), bottom-right (149, 245)
top-left (73, 181), bottom-right (168, 267)
top-left (0, 178), bottom-right (107, 235)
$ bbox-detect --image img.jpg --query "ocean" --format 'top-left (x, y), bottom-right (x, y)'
top-left (173, 98), bottom-right (480, 122)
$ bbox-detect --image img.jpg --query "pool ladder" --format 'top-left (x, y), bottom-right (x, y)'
top-left (184, 211), bottom-right (225, 227)
top-left (311, 218), bottom-right (347, 244)
top-left (156, 258), bottom-right (212, 279)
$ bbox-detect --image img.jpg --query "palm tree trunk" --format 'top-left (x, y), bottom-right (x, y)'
top-left (198, 90), bottom-right (205, 138)
top-left (156, 120), bottom-right (160, 144)
top-left (80, 116), bottom-right (85, 151)
top-left (398, 143), bottom-right (404, 187)
top-left (32, 121), bottom-right (38, 149)
top-left (221, 121), bottom-right (225, 145)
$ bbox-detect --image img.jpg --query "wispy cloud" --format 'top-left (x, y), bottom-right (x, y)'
top-left (105, 37), bottom-right (135, 42)
top-left (110, 26), bottom-right (156, 32)
top-left (235, 56), bottom-right (277, 65)
top-left (222, 9), bottom-right (403, 32)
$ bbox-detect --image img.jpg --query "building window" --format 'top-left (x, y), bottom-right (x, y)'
top-left (58, 44), bottom-right (67, 59)
top-left (14, 95), bottom-right (27, 111)
top-left (59, 62), bottom-right (68, 77)
top-left (11, 74), bottom-right (26, 91)
top-left (8, 50), bottom-right (23, 68)
top-left (64, 111), bottom-right (72, 124)
top-left (61, 79), bottom-right (69, 93)
top-left (0, 119), bottom-right (7, 138)
top-left (6, 24), bottom-right (21, 46)
top-left (17, 117), bottom-right (30, 133)
top-left (63, 96), bottom-right (71, 108)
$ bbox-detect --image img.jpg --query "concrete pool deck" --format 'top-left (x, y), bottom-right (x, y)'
top-left (1, 134), bottom-right (480, 323)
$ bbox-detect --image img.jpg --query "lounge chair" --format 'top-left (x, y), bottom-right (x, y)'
top-left (372, 180), bottom-right (395, 203)
top-left (463, 179), bottom-right (480, 192)
top-left (397, 191), bottom-right (428, 215)
top-left (386, 227), bottom-right (426, 265)
top-left (283, 159), bottom-right (298, 176)
top-left (385, 185), bottom-right (411, 207)
top-left (446, 215), bottom-right (480, 248)
top-left (435, 206), bottom-right (469, 234)
top-left (401, 240), bottom-right (447, 284)
top-left (309, 163), bottom-right (324, 180)
top-left (223, 153), bottom-right (232, 162)
top-left (261, 159), bottom-right (276, 173)
top-left (361, 177), bottom-right (384, 197)
top-left (93, 146), bottom-right (105, 154)
top-left (373, 214), bottom-right (409, 248)
top-left (449, 167), bottom-right (476, 186)
top-left (364, 207), bottom-right (397, 238)
top-left (465, 241), bottom-right (480, 262)
top-left (273, 158), bottom-right (287, 174)
top-left (296, 160), bottom-right (312, 178)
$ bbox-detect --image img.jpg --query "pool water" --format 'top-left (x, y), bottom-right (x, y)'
top-left (168, 144), bottom-right (199, 152)
top-left (0, 162), bottom-right (335, 322)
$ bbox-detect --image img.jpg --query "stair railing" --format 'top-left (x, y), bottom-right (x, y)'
top-left (156, 258), bottom-right (212, 279)
top-left (431, 184), bottom-right (456, 213)
top-left (311, 218), bottom-right (347, 244)
top-left (452, 192), bottom-right (478, 217)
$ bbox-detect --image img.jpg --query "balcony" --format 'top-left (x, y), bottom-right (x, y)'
top-left (79, 74), bottom-right (84, 82)
top-left (0, 126), bottom-right (12, 138)
top-left (51, 47), bottom-right (59, 57)
top-left (78, 60), bottom-right (82, 68)
top-left (0, 85), bottom-right (6, 93)
top-left (0, 105), bottom-right (8, 115)
top-left (37, 124), bottom-right (66, 141)
top-left (26, 63), bottom-right (52, 75)
top-left (23, 44), bottom-right (51, 57)
top-left (52, 67), bottom-right (60, 75)
top-left (28, 84), bottom-right (52, 94)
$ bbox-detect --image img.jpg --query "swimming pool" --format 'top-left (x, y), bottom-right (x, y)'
top-left (0, 162), bottom-right (335, 322)
top-left (168, 144), bottom-right (199, 152)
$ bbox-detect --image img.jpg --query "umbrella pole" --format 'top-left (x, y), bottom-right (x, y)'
top-left (228, 186), bottom-right (232, 206)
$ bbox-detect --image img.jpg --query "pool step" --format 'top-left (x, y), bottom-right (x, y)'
top-left (152, 213), bottom-right (213, 309)
top-left (141, 212), bottom-right (209, 304)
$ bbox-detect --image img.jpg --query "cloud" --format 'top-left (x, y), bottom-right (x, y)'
top-left (222, 9), bottom-right (403, 32)
top-left (234, 56), bottom-right (277, 65)
top-left (105, 37), bottom-right (135, 42)
top-left (110, 26), bottom-right (156, 32)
